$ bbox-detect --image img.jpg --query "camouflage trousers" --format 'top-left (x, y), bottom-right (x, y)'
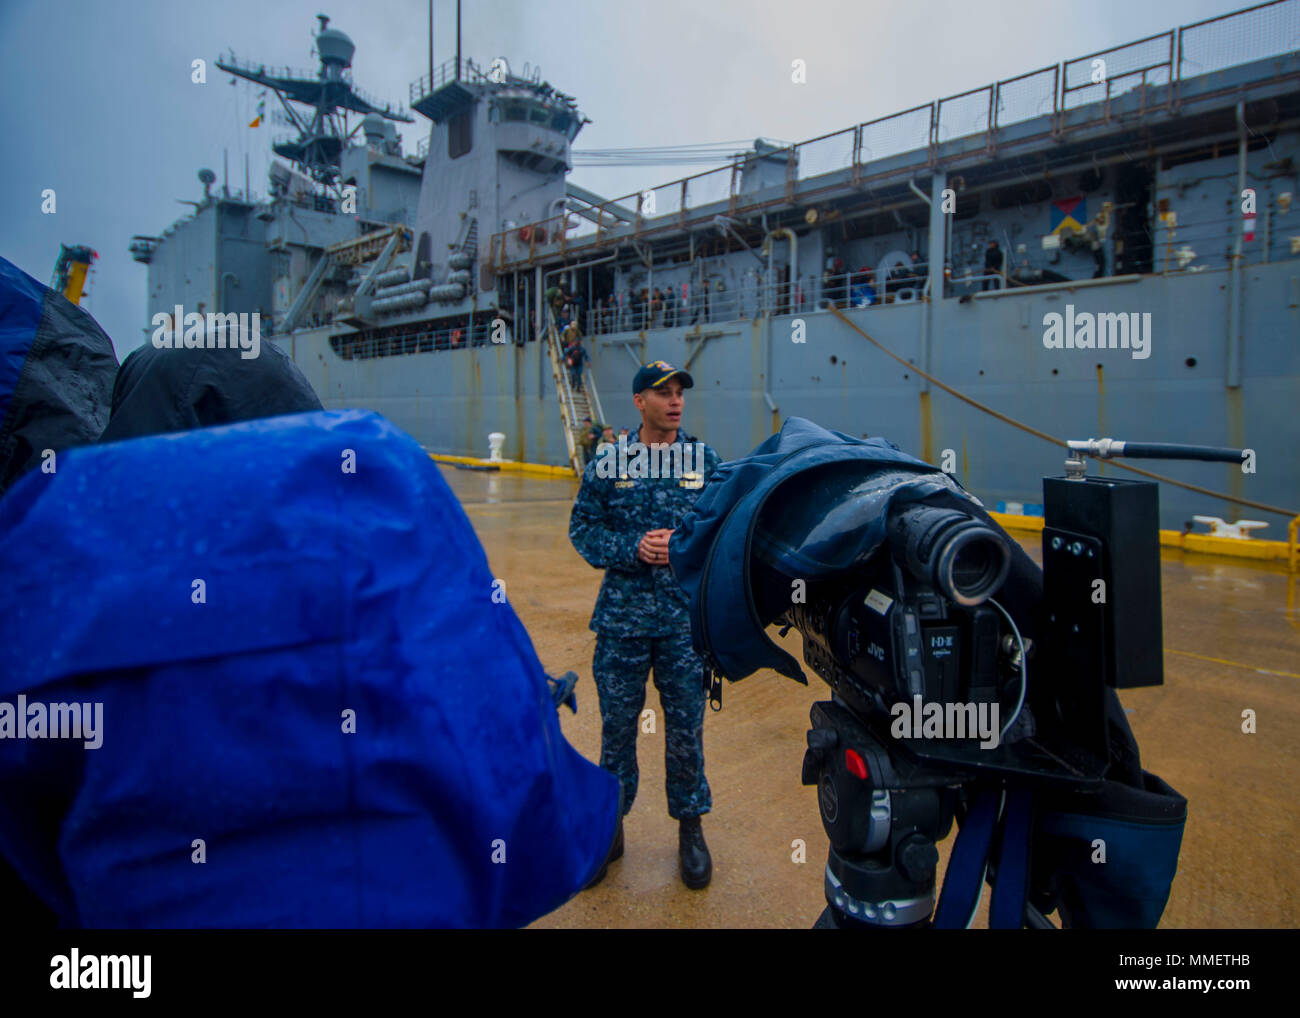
top-left (592, 631), bottom-right (712, 820)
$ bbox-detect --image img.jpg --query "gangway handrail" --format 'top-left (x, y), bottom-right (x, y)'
top-left (544, 312), bottom-right (580, 474)
top-left (545, 308), bottom-right (606, 476)
top-left (585, 362), bottom-right (605, 432)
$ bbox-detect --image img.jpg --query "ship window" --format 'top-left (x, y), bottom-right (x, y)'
top-left (528, 105), bottom-right (549, 125)
top-left (449, 109), bottom-right (473, 159)
top-left (502, 101), bottom-right (527, 122)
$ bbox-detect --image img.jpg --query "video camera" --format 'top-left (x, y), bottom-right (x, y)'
top-left (757, 461), bottom-right (1164, 784)
top-left (674, 424), bottom-right (1206, 928)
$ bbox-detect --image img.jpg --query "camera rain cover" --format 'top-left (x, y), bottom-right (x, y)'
top-left (751, 461), bottom-right (973, 578)
top-left (671, 417), bottom-right (1015, 684)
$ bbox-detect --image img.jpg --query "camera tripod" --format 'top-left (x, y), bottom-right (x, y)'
top-left (804, 698), bottom-right (1059, 930)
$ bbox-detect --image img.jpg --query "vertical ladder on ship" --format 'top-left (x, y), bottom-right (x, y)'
top-left (460, 218), bottom-right (478, 261)
top-left (544, 311), bottom-right (604, 477)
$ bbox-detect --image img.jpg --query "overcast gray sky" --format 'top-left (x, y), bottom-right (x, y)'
top-left (0, 0), bottom-right (1255, 360)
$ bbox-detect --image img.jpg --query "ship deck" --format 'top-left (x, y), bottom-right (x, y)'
top-left (441, 464), bottom-right (1300, 929)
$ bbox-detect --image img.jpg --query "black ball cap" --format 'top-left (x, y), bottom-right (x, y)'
top-left (633, 360), bottom-right (694, 395)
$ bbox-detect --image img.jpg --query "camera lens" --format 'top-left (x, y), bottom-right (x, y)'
top-left (888, 503), bottom-right (1011, 606)
top-left (939, 527), bottom-right (1008, 605)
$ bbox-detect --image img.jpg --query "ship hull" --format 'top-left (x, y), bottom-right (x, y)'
top-left (278, 260), bottom-right (1299, 531)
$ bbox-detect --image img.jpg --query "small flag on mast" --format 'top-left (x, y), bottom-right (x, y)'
top-left (249, 91), bottom-right (266, 128)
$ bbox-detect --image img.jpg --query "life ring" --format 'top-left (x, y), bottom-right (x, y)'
top-left (518, 226), bottom-right (533, 243)
top-left (451, 328), bottom-right (463, 345)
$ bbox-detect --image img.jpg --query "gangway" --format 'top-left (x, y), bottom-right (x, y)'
top-left (543, 310), bottom-right (604, 476)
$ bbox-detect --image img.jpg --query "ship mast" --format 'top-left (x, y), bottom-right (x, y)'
top-left (216, 15), bottom-right (413, 195)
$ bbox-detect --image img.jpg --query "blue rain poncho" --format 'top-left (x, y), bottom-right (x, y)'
top-left (0, 408), bottom-right (619, 927)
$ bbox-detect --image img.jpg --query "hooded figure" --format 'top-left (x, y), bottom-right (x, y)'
top-left (0, 408), bottom-right (620, 927)
top-left (0, 254), bottom-right (118, 494)
top-left (100, 337), bottom-right (323, 442)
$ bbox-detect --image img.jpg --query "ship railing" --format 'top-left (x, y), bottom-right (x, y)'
top-left (944, 271), bottom-right (1011, 297)
top-left (491, 0), bottom-right (1299, 270)
top-left (330, 320), bottom-right (502, 359)
top-left (409, 58), bottom-right (493, 106)
top-left (583, 271), bottom-right (943, 334)
top-left (219, 51), bottom-right (409, 119)
top-left (494, 162), bottom-right (743, 268)
top-left (1061, 30), bottom-right (1175, 117)
top-left (1154, 208), bottom-right (1294, 272)
top-left (218, 53), bottom-right (328, 86)
top-left (583, 260), bottom-right (1182, 333)
top-left (577, 209), bottom-right (1298, 337)
top-left (582, 280), bottom-right (779, 334)
top-left (1178, 0), bottom-right (1300, 79)
top-left (569, 194), bottom-right (1298, 336)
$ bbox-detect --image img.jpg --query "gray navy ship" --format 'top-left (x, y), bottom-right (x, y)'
top-left (130, 4), bottom-right (1300, 533)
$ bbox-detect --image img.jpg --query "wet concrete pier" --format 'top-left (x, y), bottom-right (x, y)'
top-left (442, 465), bottom-right (1300, 929)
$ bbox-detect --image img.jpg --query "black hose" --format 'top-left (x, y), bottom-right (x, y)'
top-left (1118, 443), bottom-right (1244, 463)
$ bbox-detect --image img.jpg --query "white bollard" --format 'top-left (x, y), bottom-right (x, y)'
top-left (1192, 515), bottom-right (1268, 540)
top-left (487, 432), bottom-right (506, 463)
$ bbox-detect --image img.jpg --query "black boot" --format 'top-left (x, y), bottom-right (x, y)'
top-left (678, 816), bottom-right (712, 890)
top-left (584, 816), bottom-right (625, 889)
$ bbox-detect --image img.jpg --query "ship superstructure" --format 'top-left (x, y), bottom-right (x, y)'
top-left (130, 16), bottom-right (422, 337)
top-left (134, 2), bottom-right (1300, 535)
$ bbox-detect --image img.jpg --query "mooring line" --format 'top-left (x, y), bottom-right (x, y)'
top-left (827, 305), bottom-right (1299, 521)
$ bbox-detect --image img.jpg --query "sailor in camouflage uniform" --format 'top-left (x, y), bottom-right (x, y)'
top-left (569, 360), bottom-right (721, 890)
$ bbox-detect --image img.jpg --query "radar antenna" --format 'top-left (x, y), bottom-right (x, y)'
top-left (216, 15), bottom-right (413, 192)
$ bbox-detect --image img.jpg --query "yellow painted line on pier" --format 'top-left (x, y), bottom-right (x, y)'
top-left (988, 511), bottom-right (1294, 566)
top-left (1163, 648), bottom-right (1300, 681)
top-left (429, 453), bottom-right (575, 479)
top-left (988, 512), bottom-right (1046, 533)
